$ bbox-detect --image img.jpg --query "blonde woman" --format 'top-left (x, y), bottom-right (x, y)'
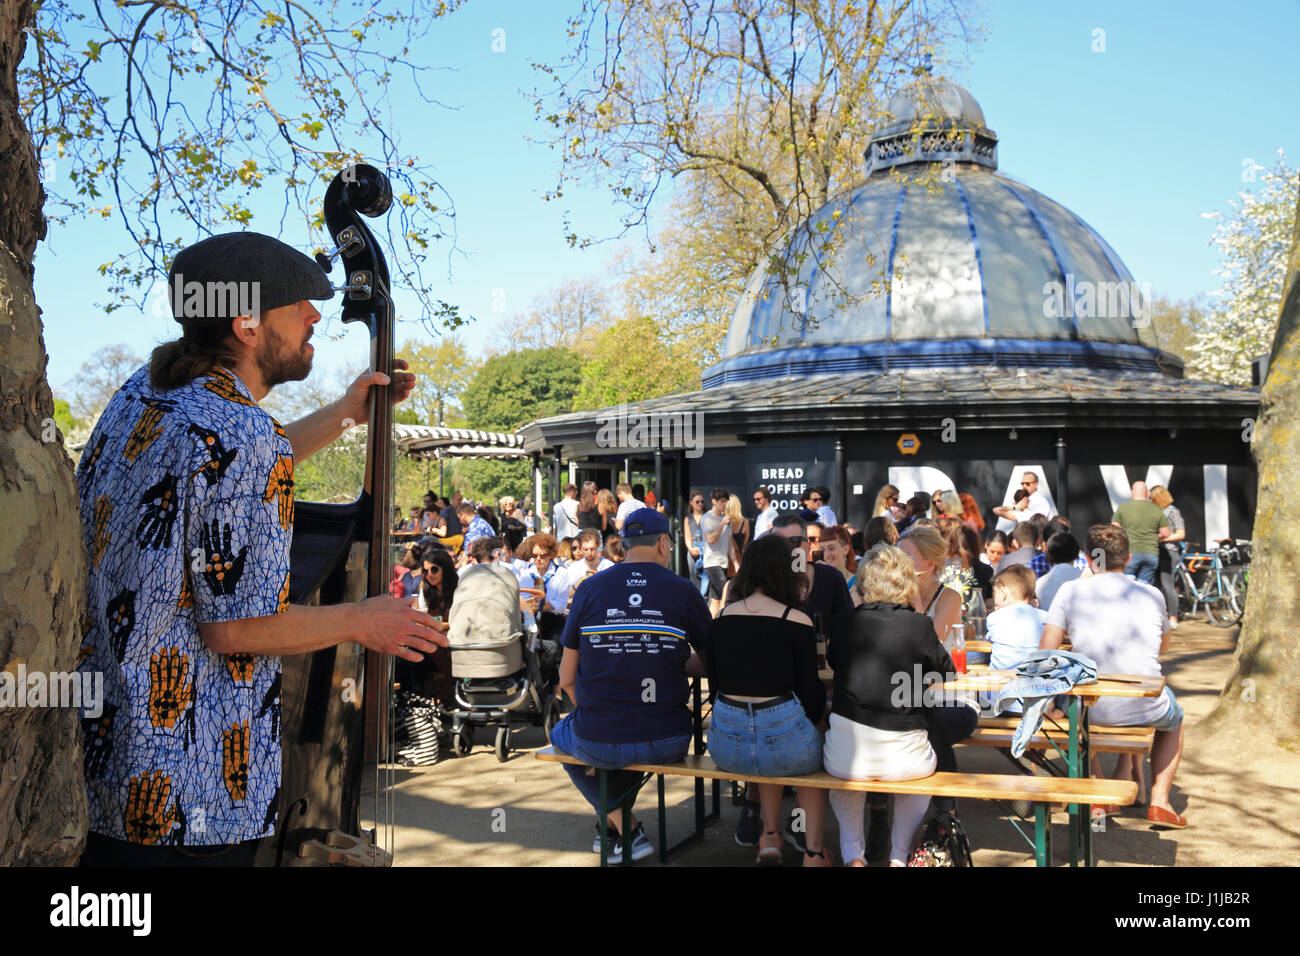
top-left (596, 488), bottom-right (618, 538)
top-left (823, 544), bottom-right (954, 866)
top-left (899, 525), bottom-right (963, 642)
top-left (725, 494), bottom-right (751, 562)
top-left (871, 484), bottom-right (901, 519)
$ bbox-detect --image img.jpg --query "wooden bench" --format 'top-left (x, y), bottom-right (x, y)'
top-left (964, 724), bottom-right (1154, 756)
top-left (536, 746), bottom-right (1135, 867)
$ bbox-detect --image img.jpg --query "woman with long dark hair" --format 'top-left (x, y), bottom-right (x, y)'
top-left (576, 481), bottom-right (605, 535)
top-left (393, 547), bottom-right (454, 700)
top-left (700, 535), bottom-right (832, 866)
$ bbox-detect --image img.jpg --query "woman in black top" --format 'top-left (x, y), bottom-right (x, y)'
top-left (575, 481), bottom-right (605, 534)
top-left (823, 543), bottom-right (957, 866)
top-left (701, 535), bottom-right (832, 866)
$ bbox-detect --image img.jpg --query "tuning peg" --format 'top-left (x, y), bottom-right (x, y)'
top-left (314, 225), bottom-right (363, 274)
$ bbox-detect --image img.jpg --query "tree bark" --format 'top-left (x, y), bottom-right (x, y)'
top-left (0, 0), bottom-right (88, 865)
top-left (1199, 184), bottom-right (1300, 751)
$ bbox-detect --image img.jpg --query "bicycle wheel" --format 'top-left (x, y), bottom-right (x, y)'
top-left (1173, 567), bottom-right (1194, 619)
top-left (1222, 567), bottom-right (1247, 624)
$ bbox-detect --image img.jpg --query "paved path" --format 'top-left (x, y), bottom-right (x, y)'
top-left (370, 620), bottom-right (1300, 866)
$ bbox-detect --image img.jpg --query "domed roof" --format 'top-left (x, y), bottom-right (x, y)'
top-left (703, 79), bottom-right (1176, 388)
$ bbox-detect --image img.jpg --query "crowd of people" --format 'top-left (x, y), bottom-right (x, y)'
top-left (401, 474), bottom-right (1188, 865)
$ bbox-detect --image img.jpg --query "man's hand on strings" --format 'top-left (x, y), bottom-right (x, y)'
top-left (338, 358), bottom-right (417, 427)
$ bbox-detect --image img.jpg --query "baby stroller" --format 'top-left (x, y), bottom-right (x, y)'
top-left (440, 564), bottom-right (561, 762)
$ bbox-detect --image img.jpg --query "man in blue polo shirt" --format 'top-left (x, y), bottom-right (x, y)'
top-left (551, 507), bottom-right (711, 862)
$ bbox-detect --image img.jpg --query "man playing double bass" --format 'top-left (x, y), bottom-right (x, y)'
top-left (76, 232), bottom-right (445, 866)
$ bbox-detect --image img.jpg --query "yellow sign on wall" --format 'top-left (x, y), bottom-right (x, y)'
top-left (897, 433), bottom-right (921, 456)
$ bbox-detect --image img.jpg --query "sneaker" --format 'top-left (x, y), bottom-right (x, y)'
top-left (593, 823), bottom-right (655, 862)
top-left (734, 801), bottom-right (761, 847)
top-left (783, 811), bottom-right (807, 853)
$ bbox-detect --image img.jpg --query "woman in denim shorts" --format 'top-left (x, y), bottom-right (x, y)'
top-left (699, 535), bottom-right (832, 866)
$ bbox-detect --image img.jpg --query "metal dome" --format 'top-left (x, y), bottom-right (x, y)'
top-left (704, 78), bottom-right (1175, 388)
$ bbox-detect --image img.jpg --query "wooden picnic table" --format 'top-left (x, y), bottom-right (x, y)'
top-left (939, 666), bottom-right (1165, 867)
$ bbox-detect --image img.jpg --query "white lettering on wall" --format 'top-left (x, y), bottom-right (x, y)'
top-left (1204, 464), bottom-right (1229, 543)
top-left (888, 466), bottom-right (959, 504)
top-left (1099, 465), bottom-right (1173, 512)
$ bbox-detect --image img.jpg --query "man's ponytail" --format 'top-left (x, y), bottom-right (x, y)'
top-left (149, 323), bottom-right (238, 392)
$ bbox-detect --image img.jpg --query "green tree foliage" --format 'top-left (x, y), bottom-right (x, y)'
top-left (454, 348), bottom-right (583, 504)
top-left (572, 316), bottom-right (700, 410)
top-left (398, 336), bottom-right (478, 426)
top-left (52, 396), bottom-right (78, 441)
top-left (461, 347), bottom-right (583, 431)
top-left (1145, 294), bottom-right (1210, 372)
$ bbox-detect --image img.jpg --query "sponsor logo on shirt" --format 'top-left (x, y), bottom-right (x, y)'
top-left (628, 593), bottom-right (643, 607)
top-left (606, 608), bottom-right (625, 617)
top-left (625, 578), bottom-right (647, 587)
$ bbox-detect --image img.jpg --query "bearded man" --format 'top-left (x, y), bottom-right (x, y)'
top-left (76, 232), bottom-right (444, 866)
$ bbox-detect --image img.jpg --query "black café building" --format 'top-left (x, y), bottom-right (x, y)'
top-left (518, 77), bottom-right (1259, 568)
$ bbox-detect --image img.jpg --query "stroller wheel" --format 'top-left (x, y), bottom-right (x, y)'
top-left (452, 726), bottom-right (474, 757)
top-left (495, 725), bottom-right (511, 763)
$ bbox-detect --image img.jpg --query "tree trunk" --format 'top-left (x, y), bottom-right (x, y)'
top-left (0, 0), bottom-right (88, 865)
top-left (1199, 185), bottom-right (1300, 752)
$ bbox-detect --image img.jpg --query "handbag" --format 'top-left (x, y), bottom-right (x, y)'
top-left (907, 810), bottom-right (974, 867)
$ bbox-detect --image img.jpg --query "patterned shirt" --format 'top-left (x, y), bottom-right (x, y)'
top-left (76, 364), bottom-right (292, 846)
top-left (1030, 551), bottom-right (1051, 577)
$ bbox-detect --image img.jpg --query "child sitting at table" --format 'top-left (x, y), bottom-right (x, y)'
top-left (983, 565), bottom-right (1047, 713)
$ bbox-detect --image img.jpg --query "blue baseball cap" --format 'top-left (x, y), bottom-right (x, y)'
top-left (620, 507), bottom-right (669, 538)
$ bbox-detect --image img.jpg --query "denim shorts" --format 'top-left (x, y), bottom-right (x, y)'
top-left (1146, 686), bottom-right (1184, 732)
top-left (707, 696), bottom-right (824, 778)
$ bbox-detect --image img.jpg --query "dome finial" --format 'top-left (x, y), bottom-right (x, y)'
top-left (864, 76), bottom-right (998, 175)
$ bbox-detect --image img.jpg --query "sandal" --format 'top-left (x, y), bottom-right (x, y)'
top-left (756, 831), bottom-right (783, 865)
top-left (802, 846), bottom-right (835, 867)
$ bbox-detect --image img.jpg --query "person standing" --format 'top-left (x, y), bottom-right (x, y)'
top-left (575, 481), bottom-right (605, 537)
top-left (76, 233), bottom-right (443, 866)
top-left (993, 472), bottom-right (1051, 530)
top-left (613, 482), bottom-right (645, 531)
top-left (551, 486), bottom-right (582, 546)
top-left (1111, 481), bottom-right (1170, 586)
top-left (699, 488), bottom-right (734, 616)
top-left (725, 494), bottom-right (751, 561)
top-left (552, 509), bottom-right (711, 861)
top-left (683, 490), bottom-right (707, 592)
top-left (1149, 485), bottom-right (1186, 630)
top-left (752, 485), bottom-right (778, 539)
top-left (811, 485), bottom-right (838, 528)
top-left (871, 484), bottom-right (901, 519)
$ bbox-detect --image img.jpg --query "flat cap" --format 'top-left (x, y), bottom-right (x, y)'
top-left (167, 231), bottom-right (334, 325)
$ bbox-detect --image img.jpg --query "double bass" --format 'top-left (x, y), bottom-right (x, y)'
top-left (257, 163), bottom-right (398, 866)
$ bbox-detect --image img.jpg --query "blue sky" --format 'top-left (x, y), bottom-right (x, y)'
top-left (33, 0), bottom-right (1300, 402)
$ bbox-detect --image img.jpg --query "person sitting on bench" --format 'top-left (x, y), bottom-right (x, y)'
top-left (823, 544), bottom-right (958, 866)
top-left (551, 508), bottom-right (712, 863)
top-left (699, 535), bottom-right (833, 866)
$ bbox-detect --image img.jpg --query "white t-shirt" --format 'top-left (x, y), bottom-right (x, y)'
top-left (987, 604), bottom-right (1048, 671)
top-left (614, 497), bottom-right (644, 527)
top-left (562, 558), bottom-right (614, 611)
top-left (699, 510), bottom-right (732, 569)
top-left (816, 505), bottom-right (839, 527)
top-left (1045, 573), bottom-right (1170, 726)
top-left (553, 497), bottom-right (580, 540)
top-left (753, 505), bottom-right (777, 539)
top-left (1036, 564), bottom-right (1083, 612)
top-left (996, 491), bottom-right (1051, 532)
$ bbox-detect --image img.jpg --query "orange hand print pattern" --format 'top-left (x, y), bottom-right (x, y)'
top-left (148, 647), bottom-right (194, 729)
top-left (223, 721), bottom-right (251, 803)
top-left (123, 770), bottom-right (178, 844)
top-left (204, 368), bottom-right (259, 408)
top-left (91, 494), bottom-right (113, 569)
top-left (225, 653), bottom-right (255, 685)
top-left (123, 399), bottom-right (175, 463)
top-left (276, 571), bottom-right (291, 614)
top-left (263, 455), bottom-right (295, 530)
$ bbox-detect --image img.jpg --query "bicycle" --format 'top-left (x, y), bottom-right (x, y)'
top-left (1174, 544), bottom-right (1238, 628)
top-left (1214, 539), bottom-right (1251, 625)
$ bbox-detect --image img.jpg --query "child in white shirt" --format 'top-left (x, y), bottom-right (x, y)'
top-left (984, 565), bottom-right (1048, 714)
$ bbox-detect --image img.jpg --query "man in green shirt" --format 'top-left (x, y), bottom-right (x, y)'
top-left (1111, 481), bottom-right (1170, 586)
